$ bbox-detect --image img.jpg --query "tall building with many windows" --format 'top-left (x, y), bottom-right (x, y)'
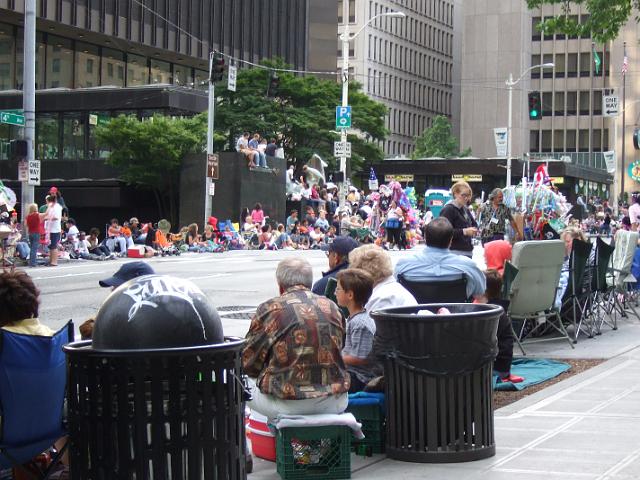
top-left (459, 1), bottom-right (633, 200)
top-left (0, 0), bottom-right (337, 224)
top-left (339, 0), bottom-right (463, 158)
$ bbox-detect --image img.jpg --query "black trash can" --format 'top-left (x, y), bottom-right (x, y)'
top-left (63, 337), bottom-right (247, 480)
top-left (370, 304), bottom-right (502, 463)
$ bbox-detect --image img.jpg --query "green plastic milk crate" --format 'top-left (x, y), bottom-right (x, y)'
top-left (276, 425), bottom-right (352, 480)
top-left (346, 403), bottom-right (385, 454)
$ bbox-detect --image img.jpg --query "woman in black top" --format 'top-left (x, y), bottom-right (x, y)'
top-left (439, 181), bottom-right (478, 257)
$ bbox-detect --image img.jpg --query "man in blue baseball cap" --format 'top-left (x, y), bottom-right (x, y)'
top-left (99, 261), bottom-right (155, 289)
top-left (312, 236), bottom-right (359, 296)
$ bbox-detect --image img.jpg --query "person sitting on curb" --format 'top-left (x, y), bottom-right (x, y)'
top-left (242, 258), bottom-right (349, 420)
top-left (335, 268), bottom-right (378, 393)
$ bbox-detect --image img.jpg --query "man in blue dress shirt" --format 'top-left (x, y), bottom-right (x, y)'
top-left (395, 217), bottom-right (486, 300)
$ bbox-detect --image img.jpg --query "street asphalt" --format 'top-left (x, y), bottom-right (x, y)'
top-left (25, 248), bottom-right (640, 479)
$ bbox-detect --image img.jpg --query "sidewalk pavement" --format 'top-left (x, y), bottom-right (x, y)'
top-left (249, 313), bottom-right (640, 480)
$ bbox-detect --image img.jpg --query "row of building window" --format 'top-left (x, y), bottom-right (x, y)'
top-left (18, 0), bottom-right (307, 68)
top-left (379, 138), bottom-right (416, 157)
top-left (367, 69), bottom-right (452, 113)
top-left (531, 52), bottom-right (609, 79)
top-left (386, 109), bottom-right (437, 139)
top-left (0, 109), bottom-right (177, 162)
top-left (389, 0), bottom-right (454, 27)
top-left (532, 15), bottom-right (590, 41)
top-left (530, 129), bottom-right (609, 153)
top-left (368, 35), bottom-right (452, 81)
top-left (369, 1), bottom-right (453, 55)
top-left (537, 90), bottom-right (609, 117)
top-left (0, 25), bottom-right (209, 91)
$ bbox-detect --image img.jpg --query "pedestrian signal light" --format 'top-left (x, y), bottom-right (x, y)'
top-left (528, 91), bottom-right (541, 120)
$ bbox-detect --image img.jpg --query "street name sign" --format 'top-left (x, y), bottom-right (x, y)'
top-left (333, 141), bottom-right (352, 158)
top-left (335, 106), bottom-right (352, 129)
top-left (603, 95), bottom-right (619, 117)
top-left (0, 111), bottom-right (25, 127)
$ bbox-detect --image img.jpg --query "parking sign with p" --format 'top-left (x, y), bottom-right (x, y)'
top-left (336, 106), bottom-right (352, 129)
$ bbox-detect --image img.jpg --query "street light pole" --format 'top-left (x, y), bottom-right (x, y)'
top-left (507, 73), bottom-right (514, 188)
top-left (338, 8), bottom-right (405, 208)
top-left (21, 0), bottom-right (36, 222)
top-left (505, 62), bottom-right (554, 189)
top-left (339, 0), bottom-right (350, 208)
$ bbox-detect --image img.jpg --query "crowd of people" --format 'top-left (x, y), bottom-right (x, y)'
top-left (6, 176), bottom-right (636, 475)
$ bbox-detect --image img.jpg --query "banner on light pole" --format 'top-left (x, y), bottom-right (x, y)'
top-left (603, 151), bottom-right (616, 173)
top-left (494, 128), bottom-right (508, 157)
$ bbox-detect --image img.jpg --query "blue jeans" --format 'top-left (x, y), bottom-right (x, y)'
top-left (29, 233), bottom-right (40, 266)
top-left (256, 152), bottom-right (267, 168)
top-left (15, 242), bottom-right (30, 260)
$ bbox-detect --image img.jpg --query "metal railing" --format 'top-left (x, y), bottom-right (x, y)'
top-left (528, 152), bottom-right (606, 171)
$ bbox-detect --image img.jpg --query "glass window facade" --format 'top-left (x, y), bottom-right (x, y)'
top-left (0, 28), bottom-right (204, 92)
top-left (36, 113), bottom-right (60, 161)
top-left (127, 53), bottom-right (148, 86)
top-left (102, 48), bottom-right (125, 87)
top-left (63, 112), bottom-right (85, 161)
top-left (46, 36), bottom-right (73, 88)
top-left (75, 42), bottom-right (100, 88)
top-left (0, 23), bottom-right (15, 90)
top-left (150, 58), bottom-right (171, 84)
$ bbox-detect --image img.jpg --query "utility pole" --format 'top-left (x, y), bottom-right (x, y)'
top-left (21, 0), bottom-right (36, 222)
top-left (339, 0), bottom-right (350, 208)
top-left (204, 52), bottom-right (215, 225)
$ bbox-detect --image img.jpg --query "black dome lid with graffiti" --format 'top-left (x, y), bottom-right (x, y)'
top-left (92, 275), bottom-right (224, 350)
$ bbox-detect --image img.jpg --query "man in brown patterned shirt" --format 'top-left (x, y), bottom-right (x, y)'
top-left (243, 257), bottom-right (350, 419)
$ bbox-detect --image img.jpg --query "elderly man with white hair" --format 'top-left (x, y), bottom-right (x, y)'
top-left (243, 257), bottom-right (350, 419)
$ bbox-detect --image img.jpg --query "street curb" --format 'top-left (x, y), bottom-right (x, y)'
top-left (495, 348), bottom-right (638, 416)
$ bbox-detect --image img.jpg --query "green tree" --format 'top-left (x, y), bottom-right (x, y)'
top-left (411, 115), bottom-right (470, 159)
top-left (526, 0), bottom-right (638, 43)
top-left (95, 114), bottom-right (205, 224)
top-left (213, 58), bottom-right (388, 173)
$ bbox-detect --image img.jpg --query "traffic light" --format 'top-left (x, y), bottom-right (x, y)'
top-left (210, 54), bottom-right (225, 82)
top-left (528, 91), bottom-right (542, 120)
top-left (267, 72), bottom-right (279, 97)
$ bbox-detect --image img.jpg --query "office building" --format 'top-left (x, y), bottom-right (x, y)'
top-left (339, 0), bottom-right (463, 158)
top-left (0, 0), bottom-right (337, 223)
top-left (460, 1), bottom-right (626, 200)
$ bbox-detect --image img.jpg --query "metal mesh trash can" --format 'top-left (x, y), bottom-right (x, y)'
top-left (370, 304), bottom-right (502, 463)
top-left (63, 337), bottom-right (247, 480)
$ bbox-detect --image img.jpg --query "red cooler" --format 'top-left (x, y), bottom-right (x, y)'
top-left (246, 411), bottom-right (276, 461)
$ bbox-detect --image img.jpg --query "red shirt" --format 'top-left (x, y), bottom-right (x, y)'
top-left (26, 212), bottom-right (42, 234)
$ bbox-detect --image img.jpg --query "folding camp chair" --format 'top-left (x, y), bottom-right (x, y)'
top-left (609, 230), bottom-right (640, 323)
top-left (0, 321), bottom-right (73, 479)
top-left (508, 240), bottom-right (574, 351)
top-left (397, 274), bottom-right (468, 304)
top-left (590, 237), bottom-right (616, 334)
top-left (560, 239), bottom-right (594, 342)
top-left (501, 261), bottom-right (525, 355)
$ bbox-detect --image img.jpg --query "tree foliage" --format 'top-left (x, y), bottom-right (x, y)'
top-left (95, 115), bottom-right (205, 224)
top-left (411, 115), bottom-right (470, 159)
top-left (526, 0), bottom-right (639, 43)
top-left (213, 58), bottom-right (388, 172)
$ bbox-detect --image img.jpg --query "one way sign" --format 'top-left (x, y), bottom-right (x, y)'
top-left (603, 94), bottom-right (619, 117)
